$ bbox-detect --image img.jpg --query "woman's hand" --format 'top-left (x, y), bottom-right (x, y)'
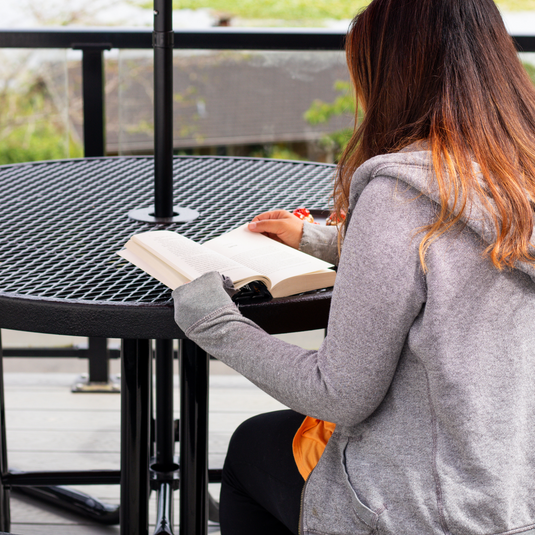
top-left (248, 210), bottom-right (304, 250)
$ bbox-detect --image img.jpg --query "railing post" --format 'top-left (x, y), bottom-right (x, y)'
top-left (81, 47), bottom-right (107, 157)
top-left (71, 337), bottom-right (120, 393)
top-left (77, 45), bottom-right (114, 389)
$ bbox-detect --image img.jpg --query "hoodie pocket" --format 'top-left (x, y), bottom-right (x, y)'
top-left (340, 439), bottom-right (380, 530)
top-left (301, 435), bottom-right (383, 535)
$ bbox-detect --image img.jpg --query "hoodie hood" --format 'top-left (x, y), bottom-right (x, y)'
top-left (347, 148), bottom-right (535, 283)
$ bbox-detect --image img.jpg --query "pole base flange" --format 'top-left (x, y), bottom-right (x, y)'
top-left (128, 206), bottom-right (199, 224)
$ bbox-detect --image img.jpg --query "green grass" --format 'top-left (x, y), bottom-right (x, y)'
top-left (168, 0), bottom-right (534, 22)
top-left (171, 0), bottom-right (367, 22)
top-left (496, 0), bottom-right (535, 9)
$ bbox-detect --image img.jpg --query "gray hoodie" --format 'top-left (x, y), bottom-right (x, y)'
top-left (173, 149), bottom-right (535, 535)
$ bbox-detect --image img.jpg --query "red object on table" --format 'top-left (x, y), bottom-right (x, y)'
top-left (292, 207), bottom-right (317, 224)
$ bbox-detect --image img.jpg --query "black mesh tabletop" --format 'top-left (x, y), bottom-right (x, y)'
top-left (0, 156), bottom-right (335, 339)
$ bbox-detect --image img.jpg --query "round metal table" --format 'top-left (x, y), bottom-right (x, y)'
top-left (0, 155), bottom-right (334, 535)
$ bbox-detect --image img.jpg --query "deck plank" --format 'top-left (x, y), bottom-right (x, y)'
top-left (2, 359), bottom-right (287, 534)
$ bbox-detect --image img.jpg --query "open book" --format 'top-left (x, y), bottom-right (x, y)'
top-left (119, 225), bottom-right (336, 299)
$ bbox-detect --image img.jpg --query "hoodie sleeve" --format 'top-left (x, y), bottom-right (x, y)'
top-left (173, 176), bottom-right (428, 426)
top-left (299, 223), bottom-right (340, 265)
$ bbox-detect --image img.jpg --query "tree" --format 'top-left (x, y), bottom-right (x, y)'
top-left (0, 54), bottom-right (82, 165)
top-left (303, 80), bottom-right (356, 162)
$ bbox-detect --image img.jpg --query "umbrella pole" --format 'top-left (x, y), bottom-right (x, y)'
top-left (151, 2), bottom-right (177, 534)
top-left (129, 2), bottom-right (198, 224)
top-left (153, 0), bottom-right (174, 218)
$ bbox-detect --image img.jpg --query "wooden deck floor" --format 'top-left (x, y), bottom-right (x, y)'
top-left (1, 329), bottom-right (324, 534)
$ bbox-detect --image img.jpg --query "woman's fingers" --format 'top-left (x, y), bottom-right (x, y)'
top-left (251, 210), bottom-right (293, 223)
top-left (248, 211), bottom-right (303, 249)
top-left (248, 218), bottom-right (290, 234)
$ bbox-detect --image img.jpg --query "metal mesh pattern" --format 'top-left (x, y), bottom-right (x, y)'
top-left (0, 156), bottom-right (335, 305)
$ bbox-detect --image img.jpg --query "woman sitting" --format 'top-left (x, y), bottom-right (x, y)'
top-left (173, 0), bottom-right (535, 533)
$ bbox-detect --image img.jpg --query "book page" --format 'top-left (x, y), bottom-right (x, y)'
top-left (267, 270), bottom-right (336, 298)
top-left (130, 231), bottom-right (265, 286)
top-left (204, 225), bottom-right (334, 288)
top-left (119, 246), bottom-right (190, 289)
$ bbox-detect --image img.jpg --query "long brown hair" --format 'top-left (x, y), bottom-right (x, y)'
top-left (336, 0), bottom-right (535, 269)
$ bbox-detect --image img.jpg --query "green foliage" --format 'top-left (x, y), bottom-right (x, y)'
top-left (169, 0), bottom-right (370, 22)
top-left (304, 80), bottom-right (355, 125)
top-left (316, 128), bottom-right (353, 159)
top-left (138, 0), bottom-right (535, 26)
top-left (0, 137), bottom-right (82, 166)
top-left (0, 77), bottom-right (82, 166)
top-left (165, 0), bottom-right (535, 24)
top-left (249, 144), bottom-right (303, 161)
top-left (137, 0), bottom-right (535, 22)
top-left (523, 61), bottom-right (535, 85)
top-left (495, 0), bottom-right (535, 9)
top-left (304, 80), bottom-right (356, 161)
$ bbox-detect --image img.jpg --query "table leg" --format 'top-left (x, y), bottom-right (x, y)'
top-left (121, 339), bottom-right (151, 535)
top-left (153, 339), bottom-right (178, 534)
top-left (155, 340), bottom-right (176, 472)
top-left (154, 482), bottom-right (174, 535)
top-left (179, 339), bottom-right (209, 535)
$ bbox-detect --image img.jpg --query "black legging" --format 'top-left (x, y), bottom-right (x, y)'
top-left (219, 410), bottom-right (306, 535)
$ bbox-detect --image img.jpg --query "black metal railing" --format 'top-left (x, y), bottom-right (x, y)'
top-left (1, 27), bottom-right (534, 158)
top-left (0, 28), bottom-right (349, 157)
